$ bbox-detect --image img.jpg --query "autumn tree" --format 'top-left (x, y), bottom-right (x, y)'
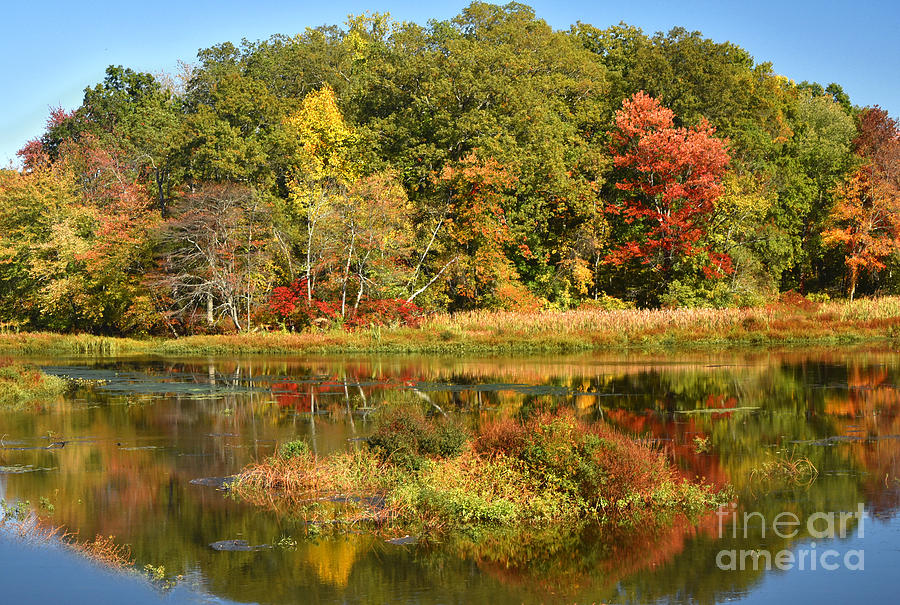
top-left (157, 184), bottom-right (273, 332)
top-left (824, 108), bottom-right (900, 300)
top-left (337, 172), bottom-right (413, 315)
top-left (823, 171), bottom-right (900, 300)
top-left (36, 66), bottom-right (184, 217)
top-left (706, 172), bottom-right (780, 305)
top-left (0, 148), bottom-right (158, 334)
top-left (437, 152), bottom-right (536, 309)
top-left (603, 92), bottom-right (731, 304)
top-left (280, 84), bottom-right (358, 302)
top-left (278, 85), bottom-right (419, 317)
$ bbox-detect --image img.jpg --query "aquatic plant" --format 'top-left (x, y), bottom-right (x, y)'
top-left (279, 439), bottom-right (311, 460)
top-left (1, 509), bottom-right (133, 570)
top-left (69, 533), bottom-right (135, 569)
top-left (750, 452), bottom-right (819, 487)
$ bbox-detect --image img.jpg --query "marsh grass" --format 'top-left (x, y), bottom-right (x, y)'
top-left (2, 296), bottom-right (900, 356)
top-left (68, 532), bottom-right (135, 569)
top-left (234, 405), bottom-right (729, 538)
top-left (750, 452), bottom-right (819, 488)
top-left (0, 362), bottom-right (68, 408)
top-left (1, 510), bottom-right (134, 570)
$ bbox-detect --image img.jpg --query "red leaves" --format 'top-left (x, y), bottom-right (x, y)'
top-left (604, 92), bottom-right (731, 277)
top-left (344, 299), bottom-right (422, 328)
top-left (268, 279), bottom-right (421, 329)
top-left (47, 106), bottom-right (74, 129)
top-left (16, 139), bottom-right (48, 172)
top-left (269, 285), bottom-right (301, 317)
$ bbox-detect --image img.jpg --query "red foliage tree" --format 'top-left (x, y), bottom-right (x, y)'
top-left (604, 92), bottom-right (731, 280)
top-left (437, 151), bottom-right (539, 310)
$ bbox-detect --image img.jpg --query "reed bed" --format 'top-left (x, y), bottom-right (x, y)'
top-left (1, 296), bottom-right (899, 356)
top-left (750, 452), bottom-right (819, 488)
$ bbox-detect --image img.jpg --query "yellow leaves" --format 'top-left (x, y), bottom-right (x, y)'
top-left (556, 251), bottom-right (593, 296)
top-left (283, 85), bottom-right (358, 184)
top-left (824, 167), bottom-right (900, 269)
top-left (343, 28), bottom-right (370, 63)
top-left (286, 180), bottom-right (329, 218)
top-left (715, 171), bottom-right (773, 224)
top-left (571, 260), bottom-right (594, 296)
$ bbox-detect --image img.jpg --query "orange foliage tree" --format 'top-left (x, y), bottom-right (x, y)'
top-left (824, 108), bottom-right (900, 300)
top-left (437, 152), bottom-right (538, 310)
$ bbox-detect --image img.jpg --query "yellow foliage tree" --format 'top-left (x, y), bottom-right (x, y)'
top-left (282, 85), bottom-right (360, 300)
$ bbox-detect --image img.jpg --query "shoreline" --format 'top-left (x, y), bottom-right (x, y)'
top-left (1, 298), bottom-right (899, 357)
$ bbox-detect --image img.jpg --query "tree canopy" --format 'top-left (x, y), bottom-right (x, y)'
top-left (1, 1), bottom-right (894, 334)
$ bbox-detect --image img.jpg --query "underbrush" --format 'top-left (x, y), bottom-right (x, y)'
top-left (234, 401), bottom-right (729, 539)
top-left (3, 295), bottom-right (900, 356)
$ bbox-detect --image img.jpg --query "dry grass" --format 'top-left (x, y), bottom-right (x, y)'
top-left (2, 295), bottom-right (900, 355)
top-left (1, 512), bottom-right (133, 570)
top-left (750, 452), bottom-right (819, 488)
top-left (235, 449), bottom-right (388, 508)
top-left (233, 408), bottom-right (729, 536)
top-left (0, 362), bottom-right (68, 407)
top-left (68, 533), bottom-right (135, 569)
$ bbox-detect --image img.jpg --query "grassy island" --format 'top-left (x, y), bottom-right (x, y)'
top-left (0, 362), bottom-right (67, 407)
top-left (233, 402), bottom-right (729, 540)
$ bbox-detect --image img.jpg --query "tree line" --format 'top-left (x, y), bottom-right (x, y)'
top-left (1, 2), bottom-right (898, 335)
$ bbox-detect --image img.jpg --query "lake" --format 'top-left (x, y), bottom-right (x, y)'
top-left (1, 347), bottom-right (899, 604)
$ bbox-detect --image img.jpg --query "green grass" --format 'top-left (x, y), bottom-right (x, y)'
top-left (233, 403), bottom-right (730, 539)
top-left (2, 296), bottom-right (900, 356)
top-left (0, 363), bottom-right (68, 408)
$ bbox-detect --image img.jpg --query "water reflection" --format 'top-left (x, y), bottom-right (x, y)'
top-left (1, 347), bottom-right (899, 603)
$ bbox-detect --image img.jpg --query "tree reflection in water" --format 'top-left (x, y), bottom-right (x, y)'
top-left (0, 347), bottom-right (897, 604)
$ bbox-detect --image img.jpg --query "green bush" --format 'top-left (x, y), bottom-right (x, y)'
top-left (279, 439), bottom-right (311, 459)
top-left (367, 404), bottom-right (468, 467)
top-left (805, 292), bottom-right (831, 303)
top-left (578, 294), bottom-right (634, 311)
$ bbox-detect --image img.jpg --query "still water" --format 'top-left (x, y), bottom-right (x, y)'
top-left (1, 347), bottom-right (900, 604)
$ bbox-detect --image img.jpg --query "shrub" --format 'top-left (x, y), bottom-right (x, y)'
top-left (268, 279), bottom-right (340, 331)
top-left (805, 292), bottom-right (831, 303)
top-left (770, 290), bottom-right (820, 313)
top-left (279, 439), bottom-right (311, 459)
top-left (345, 299), bottom-right (423, 328)
top-left (578, 294), bottom-right (635, 311)
top-left (473, 417), bottom-right (527, 458)
top-left (234, 408), bottom-right (729, 536)
top-left (367, 405), bottom-right (468, 468)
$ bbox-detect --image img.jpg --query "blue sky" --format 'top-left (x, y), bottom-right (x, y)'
top-left (2, 0), bottom-right (898, 165)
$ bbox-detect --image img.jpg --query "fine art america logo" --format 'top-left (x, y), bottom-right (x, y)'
top-left (715, 503), bottom-right (866, 571)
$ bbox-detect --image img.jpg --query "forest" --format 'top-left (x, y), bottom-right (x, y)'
top-left (1, 1), bottom-right (899, 336)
